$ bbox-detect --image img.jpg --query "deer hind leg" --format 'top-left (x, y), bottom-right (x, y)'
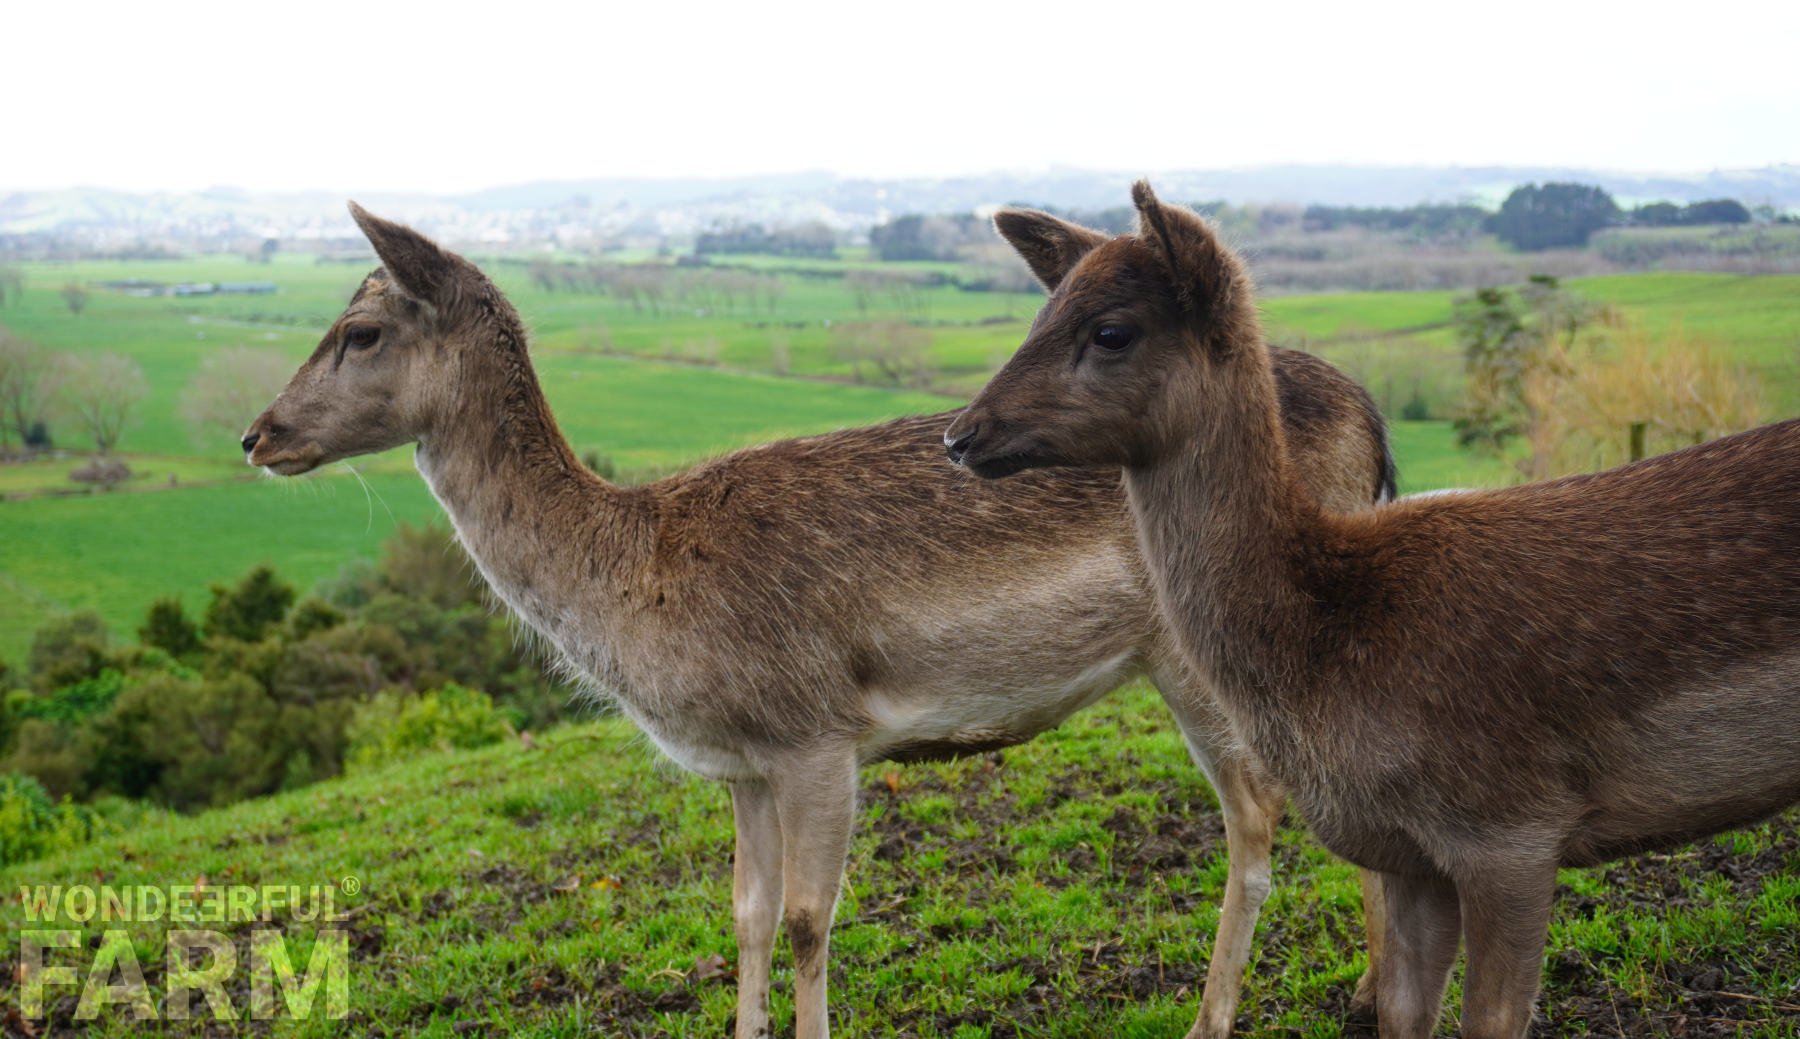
top-left (1376, 870), bottom-right (1461, 1039)
top-left (730, 779), bottom-right (784, 1039)
top-left (767, 744), bottom-right (858, 1039)
top-left (1456, 858), bottom-right (1557, 1039)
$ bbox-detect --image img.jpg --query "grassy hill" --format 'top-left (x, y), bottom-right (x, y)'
top-left (2, 256), bottom-right (1797, 1036)
top-left (2, 685), bottom-right (1793, 1037)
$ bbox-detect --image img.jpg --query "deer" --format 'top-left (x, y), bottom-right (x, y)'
top-left (242, 203), bottom-right (1397, 1039)
top-left (944, 181), bottom-right (1800, 1039)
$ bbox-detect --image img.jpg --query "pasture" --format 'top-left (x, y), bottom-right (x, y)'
top-left (3, 251), bottom-right (1796, 660)
top-left (1, 250), bottom-right (1798, 1036)
top-left (2, 685), bottom-right (1794, 1037)
top-left (0, 249), bottom-right (1522, 663)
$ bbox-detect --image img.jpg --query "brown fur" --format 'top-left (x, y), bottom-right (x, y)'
top-left (242, 203), bottom-right (1396, 1039)
top-left (948, 181), bottom-right (1800, 1039)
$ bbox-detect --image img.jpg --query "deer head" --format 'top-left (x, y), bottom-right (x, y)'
top-left (945, 182), bottom-right (1259, 476)
top-left (241, 204), bottom-right (497, 474)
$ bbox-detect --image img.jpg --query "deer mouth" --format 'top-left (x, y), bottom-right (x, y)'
top-left (966, 451), bottom-right (1041, 479)
top-left (248, 440), bottom-right (327, 476)
top-left (958, 435), bottom-right (1058, 480)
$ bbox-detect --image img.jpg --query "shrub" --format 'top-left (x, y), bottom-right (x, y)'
top-left (346, 684), bottom-right (514, 772)
top-left (138, 597), bottom-right (201, 658)
top-left (286, 596), bottom-right (347, 641)
top-left (0, 771), bottom-right (111, 866)
top-left (12, 668), bottom-right (125, 723)
top-left (203, 564), bottom-right (295, 641)
top-left (26, 611), bottom-right (112, 692)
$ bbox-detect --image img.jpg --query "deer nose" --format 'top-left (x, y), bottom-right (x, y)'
top-left (241, 431), bottom-right (260, 454)
top-left (944, 427), bottom-right (977, 465)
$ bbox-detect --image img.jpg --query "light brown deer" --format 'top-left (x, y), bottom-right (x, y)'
top-left (242, 204), bottom-right (1395, 1039)
top-left (945, 182), bottom-right (1800, 1039)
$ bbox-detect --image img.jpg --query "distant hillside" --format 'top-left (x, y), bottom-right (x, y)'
top-left (5, 164), bottom-right (1798, 245)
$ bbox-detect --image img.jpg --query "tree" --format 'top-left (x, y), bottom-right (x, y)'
top-left (57, 353), bottom-right (146, 455)
top-left (1679, 199), bottom-right (1751, 225)
top-left (138, 598), bottom-right (202, 659)
top-left (831, 321), bottom-right (935, 387)
top-left (1629, 201), bottom-right (1682, 226)
top-left (869, 214), bottom-right (980, 261)
top-left (1454, 277), bottom-right (1607, 477)
top-left (377, 521), bottom-right (484, 610)
top-left (1489, 183), bottom-right (1619, 250)
top-left (1452, 287), bottom-right (1533, 455)
top-left (26, 612), bottom-right (113, 693)
top-left (1522, 318), bottom-right (1764, 478)
top-left (0, 331), bottom-right (56, 453)
top-left (203, 564), bottom-right (297, 642)
top-left (179, 346), bottom-right (292, 445)
top-left (59, 284), bottom-right (89, 315)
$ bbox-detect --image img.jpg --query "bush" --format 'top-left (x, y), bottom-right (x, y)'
top-left (203, 564), bottom-right (295, 641)
top-left (3, 548), bottom-right (566, 813)
top-left (26, 611), bottom-right (113, 692)
top-left (139, 597), bottom-right (201, 658)
top-left (346, 684), bottom-right (515, 772)
top-left (0, 771), bottom-right (112, 866)
top-left (12, 668), bottom-right (125, 723)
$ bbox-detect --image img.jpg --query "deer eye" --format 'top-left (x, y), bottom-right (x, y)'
top-left (1091, 323), bottom-right (1135, 352)
top-left (344, 325), bottom-right (381, 349)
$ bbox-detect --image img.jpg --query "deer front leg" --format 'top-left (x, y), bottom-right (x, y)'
top-left (731, 779), bottom-right (784, 1039)
top-left (1376, 870), bottom-right (1461, 1039)
top-left (768, 745), bottom-right (858, 1039)
top-left (1348, 868), bottom-right (1386, 1016)
top-left (1182, 751), bottom-right (1280, 1039)
top-left (1456, 860), bottom-right (1556, 1039)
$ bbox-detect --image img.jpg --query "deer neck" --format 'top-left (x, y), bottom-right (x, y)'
top-left (412, 337), bottom-right (650, 664)
top-left (1123, 343), bottom-right (1327, 746)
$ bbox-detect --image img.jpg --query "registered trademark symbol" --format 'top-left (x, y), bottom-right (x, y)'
top-left (340, 875), bottom-right (361, 896)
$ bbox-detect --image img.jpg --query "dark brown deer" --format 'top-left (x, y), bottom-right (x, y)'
top-left (945, 182), bottom-right (1800, 1039)
top-left (242, 204), bottom-right (1395, 1039)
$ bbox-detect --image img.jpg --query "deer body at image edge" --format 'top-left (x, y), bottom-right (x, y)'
top-left (243, 205), bottom-right (1395, 1039)
top-left (945, 183), bottom-right (1800, 1039)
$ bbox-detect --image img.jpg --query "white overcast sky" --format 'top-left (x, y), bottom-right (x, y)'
top-left (8, 0), bottom-right (1797, 195)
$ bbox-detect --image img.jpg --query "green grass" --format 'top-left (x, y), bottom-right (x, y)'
top-left (2, 684), bottom-right (1792, 1036)
top-left (1262, 272), bottom-right (1800, 416)
top-left (0, 472), bottom-right (442, 661)
top-left (0, 355), bottom-right (959, 663)
top-left (0, 416), bottom-right (1491, 666)
top-left (4, 258), bottom-right (1796, 662)
top-left (1388, 421), bottom-right (1513, 494)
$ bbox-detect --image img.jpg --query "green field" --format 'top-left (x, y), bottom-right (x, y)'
top-left (2, 254), bottom-right (1798, 1036)
top-left (3, 685), bottom-right (1793, 1037)
top-left (0, 355), bottom-right (959, 662)
top-left (2, 257), bottom-right (1795, 663)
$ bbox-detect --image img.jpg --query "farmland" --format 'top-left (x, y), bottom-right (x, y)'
top-left (3, 251), bottom-right (1797, 662)
top-left (2, 246), bottom-right (1799, 1037)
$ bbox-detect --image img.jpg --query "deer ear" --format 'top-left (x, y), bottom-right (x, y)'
top-left (348, 201), bottom-right (460, 309)
top-left (1131, 180), bottom-right (1243, 319)
top-left (992, 208), bottom-right (1111, 292)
